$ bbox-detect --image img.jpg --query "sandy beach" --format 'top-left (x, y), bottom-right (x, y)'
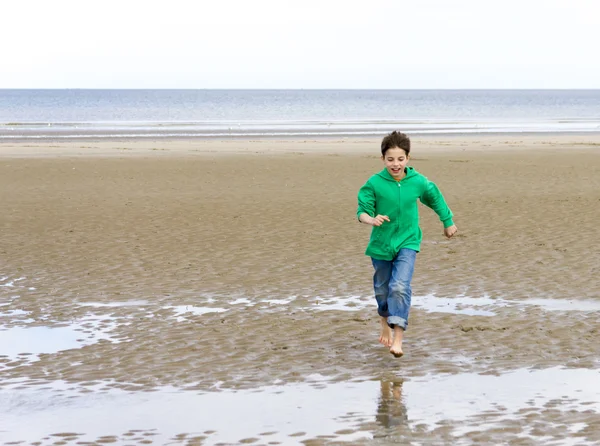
top-left (1, 134), bottom-right (600, 445)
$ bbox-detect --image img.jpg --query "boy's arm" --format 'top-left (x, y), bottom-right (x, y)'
top-left (357, 181), bottom-right (376, 222)
top-left (420, 178), bottom-right (454, 228)
top-left (357, 180), bottom-right (391, 226)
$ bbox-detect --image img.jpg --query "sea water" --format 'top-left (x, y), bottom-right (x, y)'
top-left (1, 89), bottom-right (599, 140)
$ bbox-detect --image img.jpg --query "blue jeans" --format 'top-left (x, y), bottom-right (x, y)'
top-left (371, 249), bottom-right (417, 330)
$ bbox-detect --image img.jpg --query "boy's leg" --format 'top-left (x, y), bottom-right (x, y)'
top-left (386, 249), bottom-right (417, 357)
top-left (391, 326), bottom-right (405, 357)
top-left (371, 258), bottom-right (393, 347)
top-left (379, 317), bottom-right (392, 347)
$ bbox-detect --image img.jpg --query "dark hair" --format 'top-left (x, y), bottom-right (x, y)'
top-left (381, 131), bottom-right (410, 156)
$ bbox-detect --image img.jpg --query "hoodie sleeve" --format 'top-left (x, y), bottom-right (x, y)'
top-left (420, 178), bottom-right (454, 228)
top-left (357, 180), bottom-right (376, 221)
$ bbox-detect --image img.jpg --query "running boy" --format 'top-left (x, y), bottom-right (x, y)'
top-left (357, 131), bottom-right (457, 357)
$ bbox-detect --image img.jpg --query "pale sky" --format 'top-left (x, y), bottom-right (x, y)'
top-left (2, 0), bottom-right (599, 89)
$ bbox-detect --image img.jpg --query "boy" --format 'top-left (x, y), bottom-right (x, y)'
top-left (357, 131), bottom-right (457, 357)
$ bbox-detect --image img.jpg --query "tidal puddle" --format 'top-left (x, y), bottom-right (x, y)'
top-left (516, 298), bottom-right (600, 312)
top-left (301, 293), bottom-right (498, 315)
top-left (413, 294), bottom-right (498, 316)
top-left (77, 300), bottom-right (149, 308)
top-left (0, 316), bottom-right (118, 368)
top-left (231, 297), bottom-right (253, 305)
top-left (262, 297), bottom-right (296, 305)
top-left (0, 309), bottom-right (32, 318)
top-left (0, 276), bottom-right (25, 288)
top-left (1, 367), bottom-right (599, 445)
top-left (0, 274), bottom-right (36, 293)
top-left (313, 294), bottom-right (367, 311)
top-left (303, 294), bottom-right (600, 316)
top-left (404, 367), bottom-right (600, 435)
top-left (164, 305), bottom-right (227, 322)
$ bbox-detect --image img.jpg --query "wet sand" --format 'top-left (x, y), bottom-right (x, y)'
top-left (1, 135), bottom-right (600, 445)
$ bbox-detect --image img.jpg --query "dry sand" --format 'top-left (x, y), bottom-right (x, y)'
top-left (1, 135), bottom-right (600, 445)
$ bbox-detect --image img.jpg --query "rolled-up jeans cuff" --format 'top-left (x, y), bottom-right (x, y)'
top-left (387, 316), bottom-right (408, 330)
top-left (377, 308), bottom-right (389, 318)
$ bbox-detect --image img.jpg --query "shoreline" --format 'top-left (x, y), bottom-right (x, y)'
top-left (2, 129), bottom-right (600, 140)
top-left (1, 133), bottom-right (600, 158)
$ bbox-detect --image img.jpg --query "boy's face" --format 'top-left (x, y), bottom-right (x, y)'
top-left (382, 147), bottom-right (409, 179)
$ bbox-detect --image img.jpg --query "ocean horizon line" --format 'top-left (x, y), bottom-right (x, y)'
top-left (2, 88), bottom-right (600, 91)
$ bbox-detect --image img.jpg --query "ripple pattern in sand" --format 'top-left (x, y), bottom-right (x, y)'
top-left (2, 147), bottom-right (600, 444)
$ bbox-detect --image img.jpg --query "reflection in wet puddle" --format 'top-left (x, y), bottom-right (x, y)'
top-left (1, 367), bottom-right (599, 445)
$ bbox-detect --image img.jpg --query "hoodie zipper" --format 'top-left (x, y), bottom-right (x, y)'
top-left (396, 180), bottom-right (402, 235)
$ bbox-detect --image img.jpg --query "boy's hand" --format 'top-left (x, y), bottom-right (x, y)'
top-left (371, 215), bottom-right (390, 226)
top-left (444, 225), bottom-right (458, 238)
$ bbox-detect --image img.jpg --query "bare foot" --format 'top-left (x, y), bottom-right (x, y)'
top-left (389, 345), bottom-right (404, 358)
top-left (379, 317), bottom-right (393, 347)
top-left (389, 326), bottom-right (404, 358)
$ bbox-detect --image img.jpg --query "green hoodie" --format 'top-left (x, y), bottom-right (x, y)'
top-left (357, 166), bottom-right (454, 260)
